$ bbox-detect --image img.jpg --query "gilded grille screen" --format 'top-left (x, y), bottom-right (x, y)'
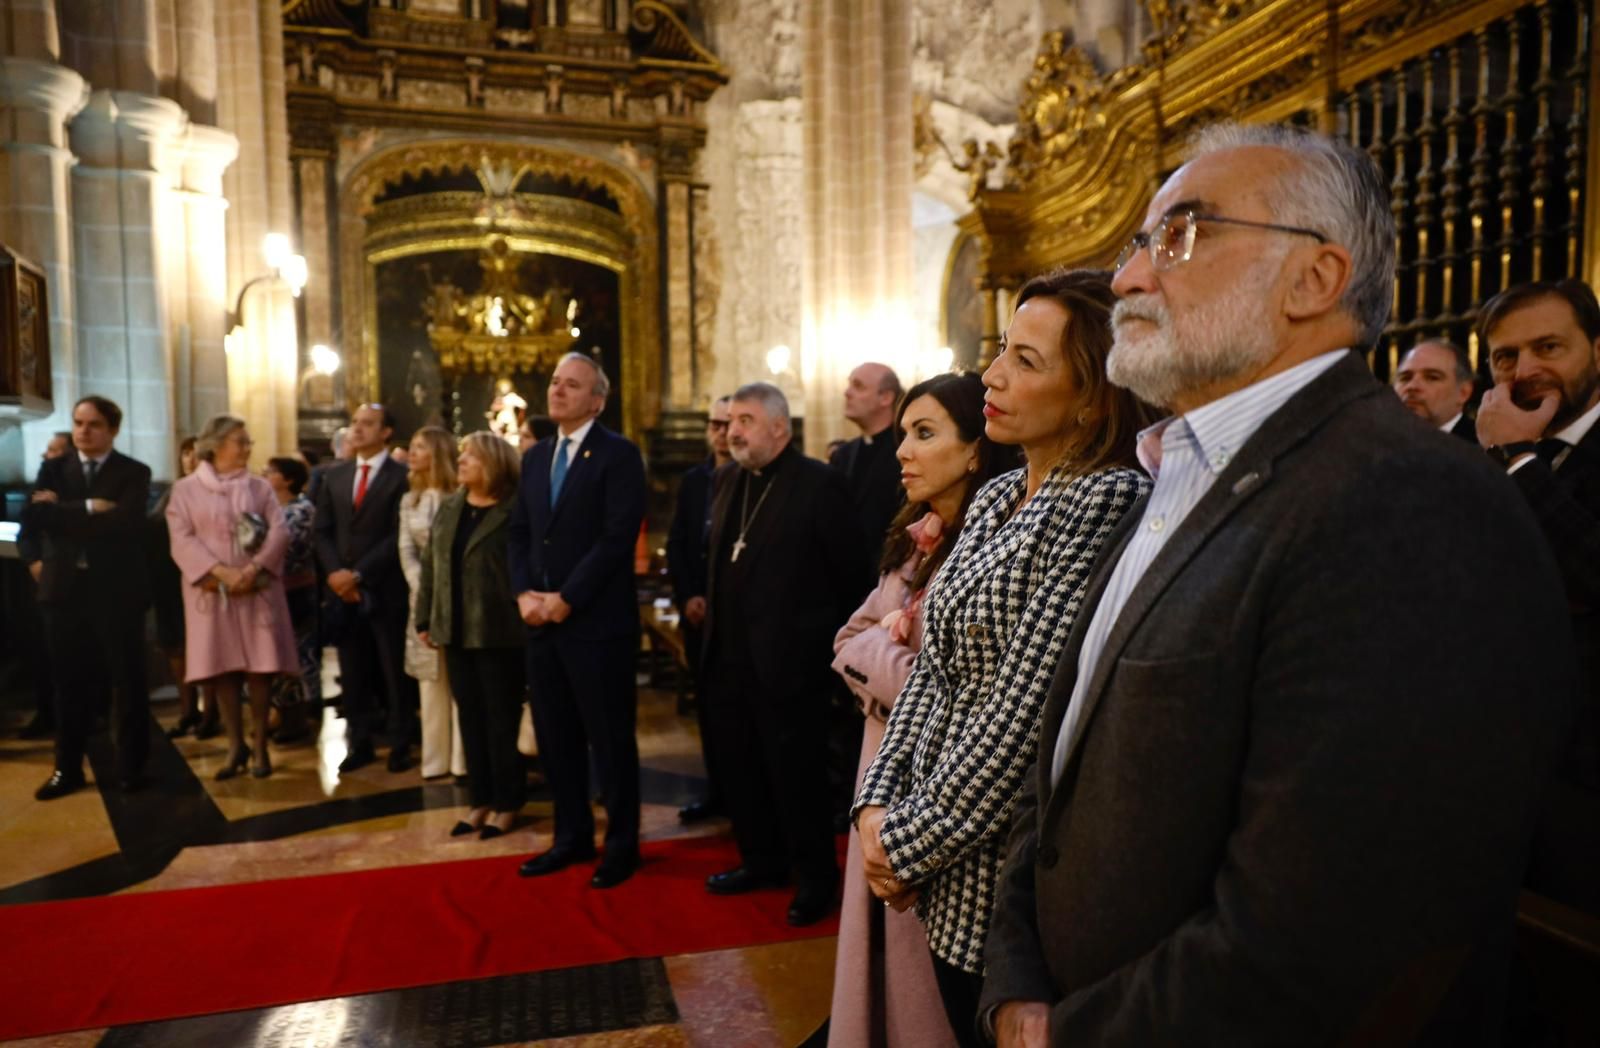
top-left (1339, 0), bottom-right (1593, 380)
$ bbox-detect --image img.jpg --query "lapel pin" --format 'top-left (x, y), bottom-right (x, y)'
top-left (1231, 471), bottom-right (1262, 495)
top-left (583, 450), bottom-right (592, 459)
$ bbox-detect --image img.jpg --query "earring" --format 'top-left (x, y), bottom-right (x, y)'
top-left (1076, 408), bottom-right (1092, 425)
top-left (967, 462), bottom-right (978, 473)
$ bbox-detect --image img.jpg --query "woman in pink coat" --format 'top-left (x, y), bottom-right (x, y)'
top-left (166, 414), bottom-right (299, 780)
top-left (828, 371), bottom-right (1012, 1048)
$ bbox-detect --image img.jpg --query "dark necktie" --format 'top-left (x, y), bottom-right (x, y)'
top-left (550, 437), bottom-right (572, 507)
top-left (1537, 438), bottom-right (1569, 467)
top-left (354, 463), bottom-right (370, 509)
top-left (84, 458), bottom-right (99, 489)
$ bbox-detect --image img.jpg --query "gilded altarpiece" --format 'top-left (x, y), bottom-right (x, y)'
top-left (282, 0), bottom-right (725, 447)
top-left (964, 0), bottom-right (1598, 379)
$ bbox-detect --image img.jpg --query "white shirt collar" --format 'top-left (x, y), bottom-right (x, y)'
top-left (355, 448), bottom-right (389, 470)
top-left (557, 417), bottom-right (597, 451)
top-left (1553, 397), bottom-right (1600, 447)
top-left (1438, 411), bottom-right (1465, 434)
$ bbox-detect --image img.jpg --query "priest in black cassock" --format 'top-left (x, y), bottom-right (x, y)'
top-left (828, 362), bottom-right (905, 571)
top-left (701, 381), bottom-right (869, 926)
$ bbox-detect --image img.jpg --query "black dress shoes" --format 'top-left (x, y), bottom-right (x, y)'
top-left (34, 769), bottom-right (85, 801)
top-left (677, 799), bottom-right (722, 823)
top-left (786, 881), bottom-right (840, 927)
top-left (338, 743), bottom-right (376, 773)
top-left (386, 746), bottom-right (413, 773)
top-left (705, 866), bottom-right (788, 895)
top-left (590, 853), bottom-right (639, 889)
top-left (117, 773), bottom-right (146, 793)
top-left (518, 845), bottom-right (597, 878)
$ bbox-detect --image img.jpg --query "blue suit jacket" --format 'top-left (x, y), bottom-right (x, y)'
top-left (508, 422), bottom-right (647, 643)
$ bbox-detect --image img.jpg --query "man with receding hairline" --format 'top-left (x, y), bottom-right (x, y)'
top-left (1393, 338), bottom-right (1477, 440)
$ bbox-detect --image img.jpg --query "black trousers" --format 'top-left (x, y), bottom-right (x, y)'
top-left (336, 604), bottom-right (417, 750)
top-left (445, 645), bottom-right (526, 813)
top-left (44, 572), bottom-right (148, 779)
top-left (929, 952), bottom-right (986, 1048)
top-left (525, 635), bottom-right (640, 857)
top-left (703, 656), bottom-right (837, 889)
top-left (683, 621), bottom-right (723, 806)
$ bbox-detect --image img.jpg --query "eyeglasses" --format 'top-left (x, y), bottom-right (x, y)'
top-left (707, 420), bottom-right (730, 430)
top-left (1114, 210), bottom-right (1328, 274)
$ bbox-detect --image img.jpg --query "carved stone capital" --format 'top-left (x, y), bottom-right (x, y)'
top-left (70, 89), bottom-right (189, 173)
top-left (0, 58), bottom-right (89, 149)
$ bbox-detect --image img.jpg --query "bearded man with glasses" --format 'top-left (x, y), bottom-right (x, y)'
top-left (979, 123), bottom-right (1575, 1046)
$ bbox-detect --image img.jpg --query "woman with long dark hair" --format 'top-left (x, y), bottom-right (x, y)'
top-left (853, 269), bottom-right (1156, 1044)
top-left (828, 370), bottom-right (1013, 1048)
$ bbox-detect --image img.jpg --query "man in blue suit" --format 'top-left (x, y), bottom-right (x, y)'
top-left (509, 352), bottom-right (648, 888)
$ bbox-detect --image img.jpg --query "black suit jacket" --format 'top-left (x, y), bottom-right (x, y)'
top-left (508, 423), bottom-right (646, 644)
top-left (1448, 412), bottom-right (1477, 442)
top-left (704, 444), bottom-right (870, 698)
top-left (829, 428), bottom-right (904, 566)
top-left (666, 458), bottom-right (715, 609)
top-left (980, 353), bottom-right (1575, 1044)
top-left (18, 450), bottom-right (151, 606)
top-left (1508, 418), bottom-right (1600, 790)
top-left (313, 456), bottom-right (410, 612)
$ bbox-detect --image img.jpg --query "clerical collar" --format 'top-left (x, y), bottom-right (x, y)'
top-left (746, 441), bottom-right (796, 478)
top-left (862, 424), bottom-right (892, 447)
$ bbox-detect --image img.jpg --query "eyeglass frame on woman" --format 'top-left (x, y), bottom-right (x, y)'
top-left (1114, 210), bottom-right (1329, 274)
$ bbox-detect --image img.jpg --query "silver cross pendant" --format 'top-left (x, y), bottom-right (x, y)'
top-left (731, 538), bottom-right (746, 563)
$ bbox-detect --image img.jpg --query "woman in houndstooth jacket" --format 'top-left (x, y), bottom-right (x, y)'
top-left (853, 269), bottom-right (1155, 1045)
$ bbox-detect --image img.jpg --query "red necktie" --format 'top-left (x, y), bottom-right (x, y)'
top-left (355, 463), bottom-right (370, 509)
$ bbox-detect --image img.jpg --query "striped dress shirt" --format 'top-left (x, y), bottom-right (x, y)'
top-left (1049, 349), bottom-right (1350, 786)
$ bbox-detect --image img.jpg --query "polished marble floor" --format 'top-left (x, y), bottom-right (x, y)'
top-left (0, 671), bottom-right (837, 1047)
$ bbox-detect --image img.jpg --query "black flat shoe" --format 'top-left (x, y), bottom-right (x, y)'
top-left (338, 743), bottom-right (376, 773)
top-left (479, 825), bottom-right (504, 840)
top-left (34, 769), bottom-right (85, 801)
top-left (386, 747), bottom-right (413, 773)
top-left (677, 799), bottom-right (723, 823)
top-left (590, 854), bottom-right (639, 889)
top-left (166, 713), bottom-right (201, 739)
top-left (517, 845), bottom-right (596, 878)
top-left (215, 746), bottom-right (250, 782)
top-left (705, 867), bottom-right (788, 896)
top-left (449, 821), bottom-right (478, 837)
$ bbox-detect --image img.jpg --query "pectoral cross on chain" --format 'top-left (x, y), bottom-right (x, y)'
top-left (731, 537), bottom-right (747, 563)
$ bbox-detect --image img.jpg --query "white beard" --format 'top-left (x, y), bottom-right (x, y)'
top-left (1107, 258), bottom-right (1284, 409)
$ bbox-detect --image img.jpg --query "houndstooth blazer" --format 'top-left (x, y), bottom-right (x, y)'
top-left (854, 462), bottom-right (1149, 974)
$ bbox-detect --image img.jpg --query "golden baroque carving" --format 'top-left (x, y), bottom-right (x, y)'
top-left (1140, 0), bottom-right (1255, 65)
top-left (631, 0), bottom-right (726, 71)
top-left (1009, 32), bottom-right (1141, 188)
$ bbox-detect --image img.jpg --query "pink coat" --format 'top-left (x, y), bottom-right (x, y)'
top-left (166, 463), bottom-right (298, 682)
top-left (828, 555), bottom-right (957, 1048)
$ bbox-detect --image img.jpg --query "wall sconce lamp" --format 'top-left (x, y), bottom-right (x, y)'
top-left (226, 233), bottom-right (308, 335)
top-left (309, 343), bottom-right (341, 376)
top-left (766, 343), bottom-right (792, 376)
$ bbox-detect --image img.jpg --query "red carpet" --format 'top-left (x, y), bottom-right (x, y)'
top-left (0, 834), bottom-right (838, 1040)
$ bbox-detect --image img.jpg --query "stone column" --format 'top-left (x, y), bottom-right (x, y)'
top-left (800, 0), bottom-right (914, 455)
top-left (728, 98), bottom-right (803, 403)
top-left (68, 88), bottom-right (187, 474)
top-left (173, 123), bottom-right (238, 434)
top-left (0, 56), bottom-right (89, 473)
top-left (657, 126), bottom-right (697, 413)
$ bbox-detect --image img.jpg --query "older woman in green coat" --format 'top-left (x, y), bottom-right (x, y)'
top-left (416, 431), bottom-right (527, 839)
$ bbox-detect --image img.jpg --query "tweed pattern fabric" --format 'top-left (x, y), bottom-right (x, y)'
top-left (855, 463), bottom-right (1148, 973)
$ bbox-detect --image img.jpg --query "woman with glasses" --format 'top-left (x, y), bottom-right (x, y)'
top-left (852, 270), bottom-right (1154, 1044)
top-left (166, 415), bottom-right (300, 779)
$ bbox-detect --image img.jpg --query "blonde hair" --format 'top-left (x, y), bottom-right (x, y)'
top-left (458, 431), bottom-right (520, 501)
top-left (194, 414), bottom-right (247, 462)
top-left (408, 426), bottom-right (458, 493)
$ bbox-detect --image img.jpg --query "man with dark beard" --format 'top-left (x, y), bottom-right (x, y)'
top-left (979, 124), bottom-right (1573, 1046)
top-left (1476, 278), bottom-right (1600, 915)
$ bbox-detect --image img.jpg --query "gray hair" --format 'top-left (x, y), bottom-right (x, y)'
top-left (558, 351), bottom-right (611, 399)
top-left (731, 381), bottom-right (791, 431)
top-left (1187, 123), bottom-right (1395, 345)
top-left (194, 413), bottom-right (247, 462)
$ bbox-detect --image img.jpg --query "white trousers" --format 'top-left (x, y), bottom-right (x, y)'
top-left (418, 674), bottom-right (466, 778)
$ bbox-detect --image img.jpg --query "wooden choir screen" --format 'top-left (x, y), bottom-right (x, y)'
top-left (1342, 0), bottom-right (1594, 379)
